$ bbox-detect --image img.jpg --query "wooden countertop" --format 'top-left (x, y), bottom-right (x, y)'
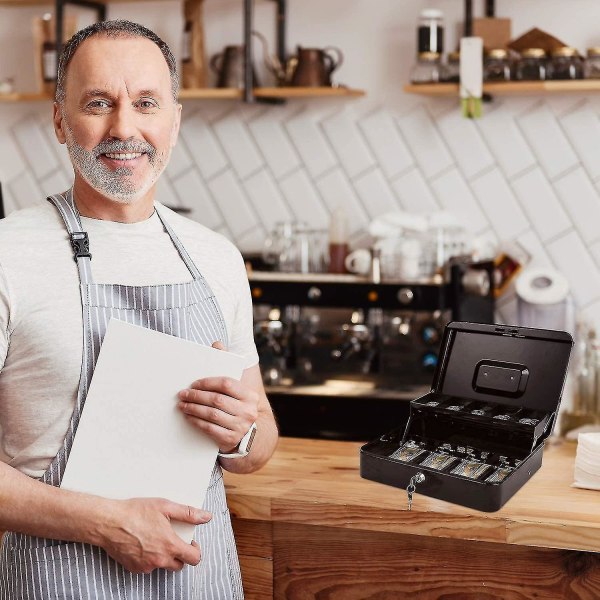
top-left (224, 437), bottom-right (600, 553)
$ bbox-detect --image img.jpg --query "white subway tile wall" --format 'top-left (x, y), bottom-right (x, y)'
top-left (248, 108), bottom-right (301, 180)
top-left (322, 108), bottom-right (376, 179)
top-left (554, 168), bottom-right (600, 245)
top-left (12, 117), bottom-right (59, 181)
top-left (560, 107), bottom-right (600, 181)
top-left (547, 230), bottom-right (600, 306)
top-left (358, 110), bottom-right (414, 179)
top-left (177, 113), bottom-right (226, 179)
top-left (3, 97), bottom-right (600, 328)
top-left (471, 168), bottom-right (529, 240)
top-left (518, 105), bottom-right (579, 179)
top-left (436, 109), bottom-right (494, 180)
top-left (475, 104), bottom-right (536, 179)
top-left (511, 168), bottom-right (571, 243)
top-left (391, 169), bottom-right (439, 214)
top-left (430, 169), bottom-right (488, 234)
top-left (207, 170), bottom-right (258, 238)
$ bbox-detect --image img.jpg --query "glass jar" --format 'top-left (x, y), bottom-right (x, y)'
top-left (515, 48), bottom-right (547, 81)
top-left (584, 47), bottom-right (600, 79)
top-left (442, 51), bottom-right (460, 83)
top-left (484, 48), bottom-right (512, 82)
top-left (550, 46), bottom-right (583, 80)
top-left (417, 9), bottom-right (444, 54)
top-left (410, 52), bottom-right (442, 83)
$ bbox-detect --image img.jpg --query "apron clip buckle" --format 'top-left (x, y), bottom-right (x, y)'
top-left (70, 232), bottom-right (92, 261)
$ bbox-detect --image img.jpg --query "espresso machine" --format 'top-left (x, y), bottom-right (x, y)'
top-left (249, 259), bottom-right (495, 441)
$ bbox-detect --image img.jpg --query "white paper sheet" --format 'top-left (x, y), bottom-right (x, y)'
top-left (61, 318), bottom-right (245, 541)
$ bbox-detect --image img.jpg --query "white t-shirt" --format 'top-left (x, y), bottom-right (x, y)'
top-left (0, 200), bottom-right (259, 478)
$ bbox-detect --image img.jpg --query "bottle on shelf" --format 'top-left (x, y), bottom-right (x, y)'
top-left (33, 13), bottom-right (76, 95)
top-left (328, 206), bottom-right (349, 274)
top-left (515, 48), bottom-right (548, 81)
top-left (417, 9), bottom-right (444, 55)
top-left (411, 9), bottom-right (445, 85)
top-left (442, 51), bottom-right (460, 83)
top-left (484, 48), bottom-right (512, 82)
top-left (549, 47), bottom-right (584, 80)
top-left (41, 14), bottom-right (57, 85)
top-left (584, 47), bottom-right (600, 79)
top-left (410, 52), bottom-right (443, 84)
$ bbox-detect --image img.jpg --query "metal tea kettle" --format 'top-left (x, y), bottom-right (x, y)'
top-left (253, 31), bottom-right (343, 86)
top-left (210, 44), bottom-right (260, 88)
top-left (253, 30), bottom-right (297, 85)
top-left (291, 46), bottom-right (343, 87)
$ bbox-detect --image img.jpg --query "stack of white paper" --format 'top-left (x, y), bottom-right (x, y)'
top-left (573, 432), bottom-right (600, 491)
top-left (61, 318), bottom-right (246, 541)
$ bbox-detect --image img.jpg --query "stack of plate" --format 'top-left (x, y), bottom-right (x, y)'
top-left (573, 432), bottom-right (600, 490)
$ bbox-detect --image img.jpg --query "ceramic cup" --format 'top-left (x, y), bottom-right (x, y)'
top-left (344, 248), bottom-right (371, 275)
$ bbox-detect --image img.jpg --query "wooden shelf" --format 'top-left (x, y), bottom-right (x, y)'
top-left (255, 86), bottom-right (365, 98)
top-left (0, 88), bottom-right (365, 102)
top-left (404, 80), bottom-right (600, 97)
top-left (0, 0), bottom-right (169, 4)
top-left (178, 88), bottom-right (243, 100)
top-left (0, 92), bottom-right (52, 102)
top-left (180, 87), bottom-right (365, 100)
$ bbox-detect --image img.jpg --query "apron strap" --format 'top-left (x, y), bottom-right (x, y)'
top-left (155, 206), bottom-right (202, 280)
top-left (47, 189), bottom-right (94, 285)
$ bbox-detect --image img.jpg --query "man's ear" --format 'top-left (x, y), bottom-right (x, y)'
top-left (53, 102), bottom-right (67, 144)
top-left (170, 103), bottom-right (182, 148)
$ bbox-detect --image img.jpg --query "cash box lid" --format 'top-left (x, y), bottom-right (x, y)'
top-left (430, 322), bottom-right (573, 415)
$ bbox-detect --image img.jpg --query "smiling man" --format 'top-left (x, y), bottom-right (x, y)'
top-left (0, 20), bottom-right (277, 599)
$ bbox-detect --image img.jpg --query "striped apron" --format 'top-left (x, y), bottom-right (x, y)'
top-left (0, 189), bottom-right (244, 600)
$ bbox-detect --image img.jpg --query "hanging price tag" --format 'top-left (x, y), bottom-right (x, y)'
top-left (460, 37), bottom-right (483, 118)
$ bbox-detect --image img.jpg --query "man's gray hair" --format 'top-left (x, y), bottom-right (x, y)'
top-left (55, 19), bottom-right (179, 103)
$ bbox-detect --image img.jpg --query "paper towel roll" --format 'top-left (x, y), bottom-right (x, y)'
top-left (515, 268), bottom-right (570, 305)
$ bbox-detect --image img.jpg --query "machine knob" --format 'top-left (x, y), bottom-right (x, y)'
top-left (397, 287), bottom-right (414, 305)
top-left (422, 351), bottom-right (438, 371)
top-left (422, 325), bottom-right (440, 345)
top-left (462, 269), bottom-right (491, 297)
top-left (307, 286), bottom-right (322, 301)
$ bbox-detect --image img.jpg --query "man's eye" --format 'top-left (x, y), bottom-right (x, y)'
top-left (87, 99), bottom-right (110, 110)
top-left (137, 99), bottom-right (158, 109)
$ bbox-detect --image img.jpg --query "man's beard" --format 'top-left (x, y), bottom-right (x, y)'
top-left (63, 122), bottom-right (171, 204)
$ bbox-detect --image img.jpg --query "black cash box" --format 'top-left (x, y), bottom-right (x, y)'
top-left (360, 322), bottom-right (573, 512)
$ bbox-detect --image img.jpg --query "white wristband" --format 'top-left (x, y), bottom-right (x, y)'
top-left (218, 422), bottom-right (257, 459)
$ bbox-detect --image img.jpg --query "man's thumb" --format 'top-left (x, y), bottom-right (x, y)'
top-left (211, 341), bottom-right (225, 351)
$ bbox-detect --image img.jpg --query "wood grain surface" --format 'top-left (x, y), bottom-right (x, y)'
top-left (224, 437), bottom-right (600, 552)
top-left (225, 437), bottom-right (600, 599)
top-left (273, 523), bottom-right (600, 600)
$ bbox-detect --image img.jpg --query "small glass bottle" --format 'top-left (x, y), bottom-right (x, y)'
top-left (417, 9), bottom-right (444, 54)
top-left (584, 47), bottom-right (600, 79)
top-left (515, 48), bottom-right (547, 81)
top-left (484, 48), bottom-right (512, 82)
top-left (442, 51), bottom-right (460, 83)
top-left (550, 47), bottom-right (583, 80)
top-left (410, 52), bottom-right (442, 84)
top-left (41, 13), bottom-right (57, 84)
top-left (328, 207), bottom-right (349, 274)
top-left (182, 21), bottom-right (192, 65)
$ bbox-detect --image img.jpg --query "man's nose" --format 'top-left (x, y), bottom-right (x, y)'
top-left (108, 105), bottom-right (138, 140)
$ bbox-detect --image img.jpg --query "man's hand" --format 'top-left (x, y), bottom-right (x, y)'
top-left (177, 342), bottom-right (259, 453)
top-left (101, 498), bottom-right (211, 573)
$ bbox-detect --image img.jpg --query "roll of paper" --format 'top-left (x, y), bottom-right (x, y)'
top-left (515, 267), bottom-right (570, 305)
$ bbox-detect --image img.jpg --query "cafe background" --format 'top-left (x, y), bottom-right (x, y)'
top-left (2, 0), bottom-right (600, 418)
